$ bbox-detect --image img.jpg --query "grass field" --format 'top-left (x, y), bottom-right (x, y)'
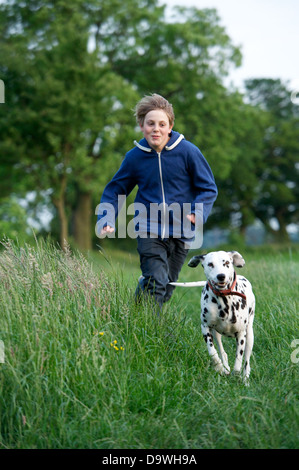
top-left (0, 238), bottom-right (298, 449)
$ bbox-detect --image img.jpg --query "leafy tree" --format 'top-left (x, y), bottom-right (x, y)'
top-left (209, 97), bottom-right (267, 235)
top-left (0, 0), bottom-right (247, 250)
top-left (0, 196), bottom-right (33, 242)
top-left (245, 79), bottom-right (299, 241)
top-left (0, 0), bottom-right (140, 249)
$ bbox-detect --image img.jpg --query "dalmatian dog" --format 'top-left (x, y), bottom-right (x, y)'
top-left (188, 251), bottom-right (255, 385)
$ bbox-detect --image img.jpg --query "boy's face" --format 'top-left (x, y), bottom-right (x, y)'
top-left (140, 109), bottom-right (173, 153)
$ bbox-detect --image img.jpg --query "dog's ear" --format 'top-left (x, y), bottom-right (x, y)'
top-left (188, 255), bottom-right (205, 268)
top-left (228, 251), bottom-right (245, 268)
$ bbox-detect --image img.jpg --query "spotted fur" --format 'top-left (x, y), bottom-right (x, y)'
top-left (189, 251), bottom-right (255, 385)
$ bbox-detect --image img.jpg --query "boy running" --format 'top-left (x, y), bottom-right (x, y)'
top-left (97, 93), bottom-right (217, 312)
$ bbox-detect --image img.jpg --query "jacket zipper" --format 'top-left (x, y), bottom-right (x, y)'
top-left (157, 152), bottom-right (166, 239)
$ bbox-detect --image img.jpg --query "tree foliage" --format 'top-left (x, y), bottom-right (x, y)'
top-left (0, 0), bottom-right (141, 248)
top-left (245, 79), bottom-right (299, 241)
top-left (0, 1), bottom-right (298, 248)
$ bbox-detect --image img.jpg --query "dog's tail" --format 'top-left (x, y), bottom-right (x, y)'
top-left (169, 281), bottom-right (206, 287)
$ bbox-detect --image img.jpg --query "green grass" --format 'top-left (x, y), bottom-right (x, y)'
top-left (0, 239), bottom-right (298, 449)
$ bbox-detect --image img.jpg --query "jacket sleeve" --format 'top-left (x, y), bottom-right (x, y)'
top-left (97, 154), bottom-right (137, 229)
top-left (188, 147), bottom-right (218, 224)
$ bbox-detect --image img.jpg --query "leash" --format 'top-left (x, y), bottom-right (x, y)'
top-left (207, 271), bottom-right (247, 301)
top-left (169, 272), bottom-right (247, 301)
top-left (169, 281), bottom-right (206, 287)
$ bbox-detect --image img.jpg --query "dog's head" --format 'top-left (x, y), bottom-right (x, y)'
top-left (188, 251), bottom-right (245, 290)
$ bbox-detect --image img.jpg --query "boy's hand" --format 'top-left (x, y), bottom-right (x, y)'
top-left (186, 213), bottom-right (196, 225)
top-left (100, 225), bottom-right (115, 235)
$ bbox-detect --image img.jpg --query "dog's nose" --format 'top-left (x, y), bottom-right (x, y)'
top-left (217, 274), bottom-right (226, 282)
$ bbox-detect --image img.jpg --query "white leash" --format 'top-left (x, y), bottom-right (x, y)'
top-left (169, 281), bottom-right (206, 287)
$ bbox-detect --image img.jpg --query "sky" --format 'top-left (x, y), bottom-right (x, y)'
top-left (164, 0), bottom-right (299, 93)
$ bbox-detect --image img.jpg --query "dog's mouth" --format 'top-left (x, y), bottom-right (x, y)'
top-left (212, 281), bottom-right (228, 290)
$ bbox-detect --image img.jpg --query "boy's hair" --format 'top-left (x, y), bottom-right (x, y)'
top-left (134, 93), bottom-right (175, 126)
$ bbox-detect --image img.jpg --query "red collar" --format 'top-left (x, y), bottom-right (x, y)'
top-left (207, 272), bottom-right (246, 301)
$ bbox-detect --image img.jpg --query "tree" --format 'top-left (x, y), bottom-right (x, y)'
top-left (0, 196), bottom-right (33, 243)
top-left (245, 79), bottom-right (299, 242)
top-left (209, 97), bottom-right (267, 236)
top-left (0, 0), bottom-right (244, 250)
top-left (0, 0), bottom-right (140, 249)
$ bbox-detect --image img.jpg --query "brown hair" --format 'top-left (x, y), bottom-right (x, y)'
top-left (134, 93), bottom-right (175, 126)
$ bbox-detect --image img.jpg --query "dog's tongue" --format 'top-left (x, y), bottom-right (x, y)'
top-left (215, 281), bottom-right (227, 288)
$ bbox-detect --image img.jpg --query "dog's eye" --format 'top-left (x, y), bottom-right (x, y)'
top-left (225, 261), bottom-right (230, 266)
top-left (208, 262), bottom-right (214, 268)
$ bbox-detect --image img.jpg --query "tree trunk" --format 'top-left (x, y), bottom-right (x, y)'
top-left (73, 191), bottom-right (92, 251)
top-left (275, 210), bottom-right (290, 243)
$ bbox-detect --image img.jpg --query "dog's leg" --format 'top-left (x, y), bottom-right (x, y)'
top-left (201, 324), bottom-right (229, 375)
top-left (243, 316), bottom-right (254, 385)
top-left (233, 330), bottom-right (247, 376)
top-left (213, 330), bottom-right (230, 373)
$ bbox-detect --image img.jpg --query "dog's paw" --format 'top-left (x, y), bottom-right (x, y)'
top-left (243, 375), bottom-right (250, 387)
top-left (221, 367), bottom-right (230, 376)
top-left (214, 363), bottom-right (230, 375)
top-left (222, 362), bottom-right (230, 373)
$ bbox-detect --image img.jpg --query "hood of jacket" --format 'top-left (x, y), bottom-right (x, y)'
top-left (134, 130), bottom-right (184, 153)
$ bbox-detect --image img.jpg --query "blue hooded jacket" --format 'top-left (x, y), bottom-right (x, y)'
top-left (97, 131), bottom-right (217, 242)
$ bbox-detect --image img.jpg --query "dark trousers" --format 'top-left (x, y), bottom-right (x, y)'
top-left (135, 237), bottom-right (189, 311)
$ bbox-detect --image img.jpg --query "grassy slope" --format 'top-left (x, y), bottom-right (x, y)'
top-left (0, 239), bottom-right (298, 449)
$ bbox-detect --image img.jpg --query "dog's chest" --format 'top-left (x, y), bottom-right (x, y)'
top-left (201, 287), bottom-right (248, 336)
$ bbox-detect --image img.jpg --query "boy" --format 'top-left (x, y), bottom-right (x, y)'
top-left (97, 94), bottom-right (217, 312)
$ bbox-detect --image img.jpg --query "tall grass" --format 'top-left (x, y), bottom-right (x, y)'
top-left (0, 239), bottom-right (298, 449)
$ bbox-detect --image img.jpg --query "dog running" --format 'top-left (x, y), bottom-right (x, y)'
top-left (171, 251), bottom-right (255, 385)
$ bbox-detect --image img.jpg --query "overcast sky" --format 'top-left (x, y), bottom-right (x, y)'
top-left (164, 0), bottom-right (299, 92)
